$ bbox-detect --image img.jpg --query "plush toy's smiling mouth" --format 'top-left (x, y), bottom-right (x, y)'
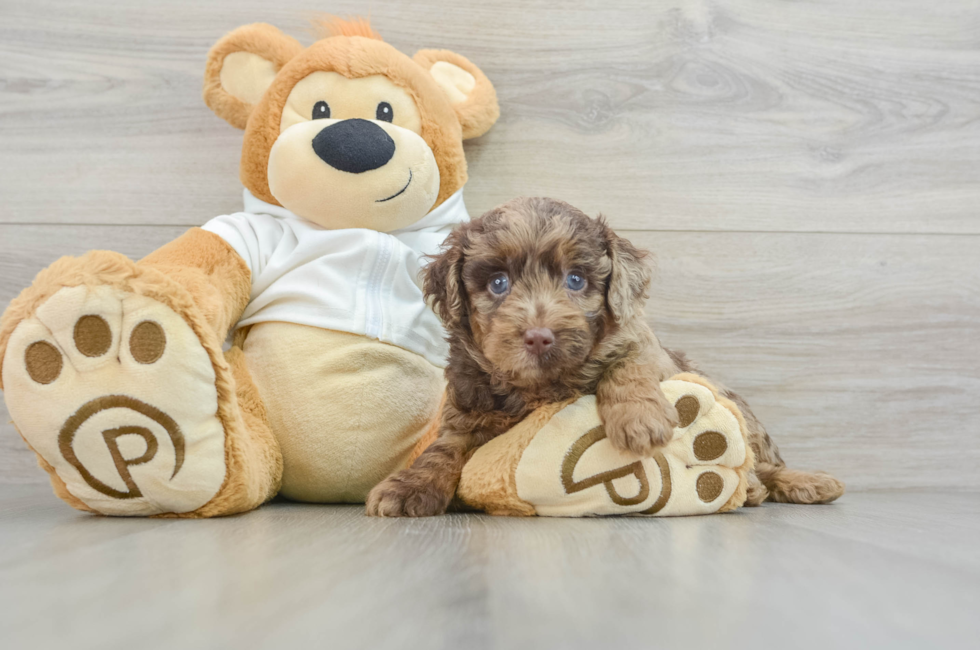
top-left (376, 169), bottom-right (413, 203)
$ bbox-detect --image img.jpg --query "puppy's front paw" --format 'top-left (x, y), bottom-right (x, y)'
top-left (365, 471), bottom-right (452, 517)
top-left (600, 397), bottom-right (679, 456)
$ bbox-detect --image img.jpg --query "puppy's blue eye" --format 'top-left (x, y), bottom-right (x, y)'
top-left (488, 273), bottom-right (510, 295)
top-left (312, 101), bottom-right (330, 119)
top-left (566, 273), bottom-right (586, 291)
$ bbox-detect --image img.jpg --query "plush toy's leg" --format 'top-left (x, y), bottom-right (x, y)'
top-left (184, 345), bottom-right (282, 518)
top-left (458, 373), bottom-right (758, 517)
top-left (0, 233), bottom-right (279, 517)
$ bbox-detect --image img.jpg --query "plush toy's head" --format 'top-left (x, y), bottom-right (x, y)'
top-left (203, 18), bottom-right (499, 231)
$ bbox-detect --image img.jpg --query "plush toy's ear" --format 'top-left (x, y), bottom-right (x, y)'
top-left (603, 223), bottom-right (652, 324)
top-left (203, 24), bottom-right (303, 129)
top-left (413, 50), bottom-right (500, 139)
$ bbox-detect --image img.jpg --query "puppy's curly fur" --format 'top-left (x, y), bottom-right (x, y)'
top-left (367, 197), bottom-right (845, 517)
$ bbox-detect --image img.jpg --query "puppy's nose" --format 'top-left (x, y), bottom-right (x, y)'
top-left (523, 328), bottom-right (555, 356)
top-left (311, 119), bottom-right (395, 173)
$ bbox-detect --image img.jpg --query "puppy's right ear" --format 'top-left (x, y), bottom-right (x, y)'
top-left (203, 24), bottom-right (303, 129)
top-left (423, 230), bottom-right (467, 329)
top-left (604, 224), bottom-right (652, 324)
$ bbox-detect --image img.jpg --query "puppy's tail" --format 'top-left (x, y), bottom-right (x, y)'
top-left (713, 383), bottom-right (845, 506)
top-left (755, 462), bottom-right (845, 505)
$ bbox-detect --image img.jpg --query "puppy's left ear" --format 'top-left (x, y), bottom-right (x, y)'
top-left (414, 50), bottom-right (500, 139)
top-left (604, 225), bottom-right (652, 324)
top-left (423, 229), bottom-right (468, 329)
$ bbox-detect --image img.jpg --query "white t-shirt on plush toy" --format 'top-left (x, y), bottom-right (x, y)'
top-left (203, 188), bottom-right (468, 368)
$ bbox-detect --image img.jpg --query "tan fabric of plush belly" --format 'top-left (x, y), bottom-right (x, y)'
top-left (243, 323), bottom-right (444, 503)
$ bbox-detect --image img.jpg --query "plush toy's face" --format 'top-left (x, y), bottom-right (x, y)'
top-left (203, 19), bottom-right (499, 232)
top-left (269, 72), bottom-right (440, 230)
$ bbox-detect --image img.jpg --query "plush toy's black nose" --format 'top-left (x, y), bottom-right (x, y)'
top-left (311, 119), bottom-right (395, 173)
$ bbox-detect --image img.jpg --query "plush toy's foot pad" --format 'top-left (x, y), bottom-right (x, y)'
top-left (458, 373), bottom-right (753, 517)
top-left (2, 285), bottom-right (226, 515)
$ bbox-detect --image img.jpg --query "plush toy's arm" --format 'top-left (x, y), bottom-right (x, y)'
top-left (138, 227), bottom-right (251, 340)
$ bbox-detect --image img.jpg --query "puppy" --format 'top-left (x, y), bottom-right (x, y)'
top-left (366, 197), bottom-right (845, 517)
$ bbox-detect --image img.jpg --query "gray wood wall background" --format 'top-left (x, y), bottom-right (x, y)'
top-left (1, 0), bottom-right (978, 491)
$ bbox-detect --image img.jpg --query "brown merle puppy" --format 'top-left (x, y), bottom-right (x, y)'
top-left (366, 197), bottom-right (844, 517)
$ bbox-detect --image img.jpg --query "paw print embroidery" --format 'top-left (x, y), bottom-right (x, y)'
top-left (510, 376), bottom-right (750, 517)
top-left (3, 285), bottom-right (226, 515)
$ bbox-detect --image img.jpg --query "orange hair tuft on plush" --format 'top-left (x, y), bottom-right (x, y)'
top-left (312, 15), bottom-right (383, 41)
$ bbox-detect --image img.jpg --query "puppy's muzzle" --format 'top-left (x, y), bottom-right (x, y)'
top-left (311, 119), bottom-right (395, 173)
top-left (523, 328), bottom-right (554, 356)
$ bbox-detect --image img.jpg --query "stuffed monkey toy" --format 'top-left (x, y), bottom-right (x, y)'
top-left (0, 18), bottom-right (499, 516)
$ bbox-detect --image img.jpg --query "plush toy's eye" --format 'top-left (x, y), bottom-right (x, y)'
top-left (376, 102), bottom-right (393, 122)
top-left (488, 272), bottom-right (510, 296)
top-left (312, 101), bottom-right (330, 119)
top-left (565, 272), bottom-right (587, 292)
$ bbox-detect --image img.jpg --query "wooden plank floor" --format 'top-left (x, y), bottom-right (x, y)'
top-left (0, 483), bottom-right (977, 649)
